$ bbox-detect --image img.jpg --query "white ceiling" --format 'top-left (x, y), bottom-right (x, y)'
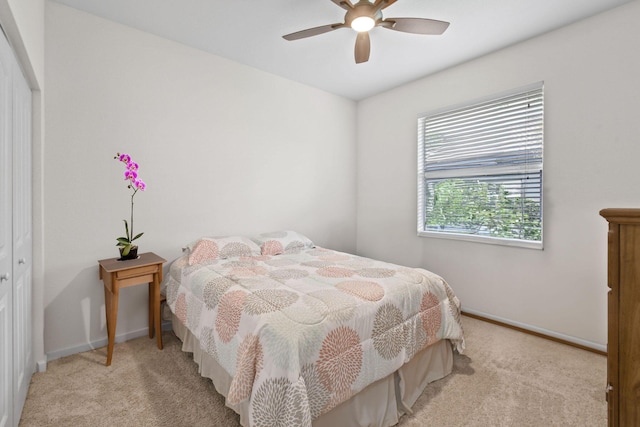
top-left (51, 0), bottom-right (633, 100)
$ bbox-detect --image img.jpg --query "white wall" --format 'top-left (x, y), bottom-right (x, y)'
top-left (44, 3), bottom-right (357, 359)
top-left (43, 0), bottom-right (639, 358)
top-left (356, 1), bottom-right (640, 349)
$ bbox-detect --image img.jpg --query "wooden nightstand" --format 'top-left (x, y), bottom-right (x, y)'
top-left (98, 252), bottom-right (167, 366)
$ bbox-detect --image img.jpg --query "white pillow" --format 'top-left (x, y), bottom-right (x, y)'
top-left (251, 231), bottom-right (314, 256)
top-left (185, 236), bottom-right (261, 265)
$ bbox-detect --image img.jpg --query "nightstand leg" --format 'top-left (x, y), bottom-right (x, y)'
top-left (105, 287), bottom-right (119, 366)
top-left (148, 282), bottom-right (154, 339)
top-left (153, 273), bottom-right (163, 349)
top-left (103, 284), bottom-right (111, 346)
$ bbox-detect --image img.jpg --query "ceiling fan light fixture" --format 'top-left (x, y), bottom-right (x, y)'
top-left (282, 0), bottom-right (451, 64)
top-left (351, 16), bottom-right (375, 32)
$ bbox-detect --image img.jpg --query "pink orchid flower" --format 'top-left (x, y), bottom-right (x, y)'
top-left (134, 179), bottom-right (146, 191)
top-left (124, 170), bottom-right (138, 181)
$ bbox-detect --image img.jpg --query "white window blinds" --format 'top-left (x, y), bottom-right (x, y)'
top-left (418, 83), bottom-right (544, 248)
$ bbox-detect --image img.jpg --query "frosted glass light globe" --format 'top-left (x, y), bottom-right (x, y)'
top-left (351, 16), bottom-right (375, 32)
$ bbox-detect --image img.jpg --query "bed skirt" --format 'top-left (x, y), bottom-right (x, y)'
top-left (171, 314), bottom-right (453, 427)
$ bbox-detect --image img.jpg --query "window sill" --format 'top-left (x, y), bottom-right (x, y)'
top-left (417, 230), bottom-right (543, 250)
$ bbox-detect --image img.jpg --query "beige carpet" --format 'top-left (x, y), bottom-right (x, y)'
top-left (19, 316), bottom-right (607, 426)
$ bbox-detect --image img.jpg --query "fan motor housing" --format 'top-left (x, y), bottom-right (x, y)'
top-left (345, 2), bottom-right (383, 27)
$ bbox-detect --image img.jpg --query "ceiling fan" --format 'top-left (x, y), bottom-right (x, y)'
top-left (282, 0), bottom-right (450, 64)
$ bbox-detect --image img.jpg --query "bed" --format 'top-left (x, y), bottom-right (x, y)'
top-left (161, 231), bottom-right (465, 427)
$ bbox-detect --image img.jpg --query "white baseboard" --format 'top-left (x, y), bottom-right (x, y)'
top-left (46, 320), bottom-right (174, 362)
top-left (462, 306), bottom-right (607, 353)
top-left (36, 358), bottom-right (47, 373)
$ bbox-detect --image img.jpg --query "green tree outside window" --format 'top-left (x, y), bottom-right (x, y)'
top-left (426, 178), bottom-right (541, 241)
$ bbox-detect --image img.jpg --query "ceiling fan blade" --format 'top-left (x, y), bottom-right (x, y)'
top-left (373, 0), bottom-right (398, 10)
top-left (283, 23), bottom-right (344, 41)
top-left (331, 0), bottom-right (354, 10)
top-left (383, 17), bottom-right (450, 35)
top-left (354, 32), bottom-right (371, 64)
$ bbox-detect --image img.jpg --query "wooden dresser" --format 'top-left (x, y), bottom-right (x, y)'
top-left (600, 208), bottom-right (640, 427)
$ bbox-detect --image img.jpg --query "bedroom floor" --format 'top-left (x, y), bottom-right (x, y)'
top-left (19, 315), bottom-right (606, 426)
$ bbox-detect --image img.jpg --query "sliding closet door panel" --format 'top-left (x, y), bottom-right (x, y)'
top-left (12, 64), bottom-right (31, 255)
top-left (0, 25), bottom-right (12, 292)
top-left (11, 58), bottom-right (32, 425)
top-left (0, 25), bottom-right (13, 427)
top-left (0, 293), bottom-right (11, 427)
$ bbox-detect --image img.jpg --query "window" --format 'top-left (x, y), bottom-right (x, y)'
top-left (417, 82), bottom-right (544, 249)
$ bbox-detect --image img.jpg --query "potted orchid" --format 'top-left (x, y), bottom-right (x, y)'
top-left (114, 153), bottom-right (146, 260)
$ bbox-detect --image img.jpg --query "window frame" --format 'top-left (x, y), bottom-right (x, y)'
top-left (417, 82), bottom-right (544, 250)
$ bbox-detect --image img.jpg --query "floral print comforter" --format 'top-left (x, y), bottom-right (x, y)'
top-left (164, 247), bottom-right (464, 427)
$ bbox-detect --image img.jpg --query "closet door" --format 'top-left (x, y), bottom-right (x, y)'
top-left (12, 54), bottom-right (32, 425)
top-left (0, 26), bottom-right (14, 427)
top-left (0, 26), bottom-right (33, 427)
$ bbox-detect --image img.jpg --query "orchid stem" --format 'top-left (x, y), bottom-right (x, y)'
top-left (130, 188), bottom-right (137, 243)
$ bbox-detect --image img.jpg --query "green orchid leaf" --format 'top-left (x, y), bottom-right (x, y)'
top-left (131, 232), bottom-right (144, 241)
top-left (121, 245), bottom-right (131, 256)
top-left (116, 237), bottom-right (130, 244)
top-left (123, 220), bottom-right (130, 241)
